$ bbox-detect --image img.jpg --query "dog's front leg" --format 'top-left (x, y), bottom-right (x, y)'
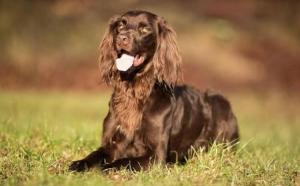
top-left (68, 138), bottom-right (130, 172)
top-left (69, 126), bottom-right (136, 172)
top-left (69, 147), bottom-right (108, 172)
top-left (102, 154), bottom-right (153, 171)
top-left (69, 112), bottom-right (115, 172)
top-left (101, 139), bottom-right (169, 171)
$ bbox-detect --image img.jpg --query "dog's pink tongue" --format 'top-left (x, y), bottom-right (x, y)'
top-left (133, 55), bottom-right (145, 67)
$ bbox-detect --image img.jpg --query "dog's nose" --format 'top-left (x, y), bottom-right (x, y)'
top-left (119, 35), bottom-right (129, 45)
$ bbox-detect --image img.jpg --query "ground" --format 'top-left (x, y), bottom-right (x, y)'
top-left (0, 91), bottom-right (299, 186)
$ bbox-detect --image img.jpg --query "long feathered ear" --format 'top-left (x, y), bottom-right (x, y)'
top-left (98, 15), bottom-right (121, 85)
top-left (153, 17), bottom-right (182, 86)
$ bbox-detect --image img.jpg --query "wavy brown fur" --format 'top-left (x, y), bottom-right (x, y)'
top-left (69, 10), bottom-right (239, 172)
top-left (98, 12), bottom-right (182, 137)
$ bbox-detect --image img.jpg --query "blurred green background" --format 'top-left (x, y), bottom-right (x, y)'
top-left (1, 0), bottom-right (299, 92)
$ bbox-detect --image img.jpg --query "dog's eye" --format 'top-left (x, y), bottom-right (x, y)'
top-left (139, 27), bottom-right (150, 34)
top-left (117, 21), bottom-right (126, 32)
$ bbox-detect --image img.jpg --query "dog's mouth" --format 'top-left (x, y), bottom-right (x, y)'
top-left (117, 49), bottom-right (146, 67)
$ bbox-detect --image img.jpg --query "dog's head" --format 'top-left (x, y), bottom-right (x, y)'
top-left (99, 10), bottom-right (182, 86)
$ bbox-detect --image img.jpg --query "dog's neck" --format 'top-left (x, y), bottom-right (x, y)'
top-left (111, 73), bottom-right (156, 137)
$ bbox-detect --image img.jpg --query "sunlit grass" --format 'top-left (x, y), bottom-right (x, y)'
top-left (0, 90), bottom-right (299, 185)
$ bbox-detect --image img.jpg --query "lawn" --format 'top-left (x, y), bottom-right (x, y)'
top-left (0, 90), bottom-right (299, 185)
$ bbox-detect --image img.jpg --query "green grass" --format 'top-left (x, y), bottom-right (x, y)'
top-left (0, 90), bottom-right (299, 185)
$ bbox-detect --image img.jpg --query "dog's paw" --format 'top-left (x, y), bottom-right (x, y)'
top-left (69, 160), bottom-right (89, 172)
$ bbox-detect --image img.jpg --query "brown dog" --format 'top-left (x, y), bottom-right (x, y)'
top-left (69, 10), bottom-right (239, 172)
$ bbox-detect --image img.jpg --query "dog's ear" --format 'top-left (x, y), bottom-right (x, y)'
top-left (98, 15), bottom-right (121, 84)
top-left (153, 17), bottom-right (182, 86)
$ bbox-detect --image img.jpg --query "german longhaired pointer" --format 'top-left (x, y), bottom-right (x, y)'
top-left (69, 10), bottom-right (239, 172)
